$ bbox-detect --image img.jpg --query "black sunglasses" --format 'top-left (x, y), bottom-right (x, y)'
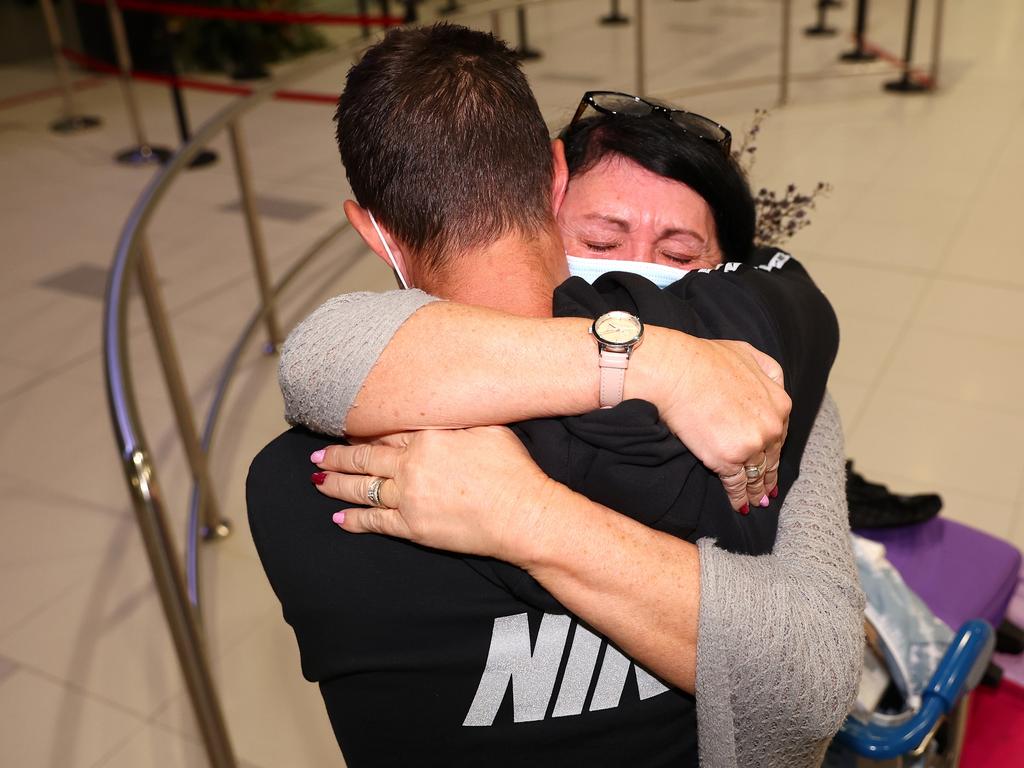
top-left (569, 91), bottom-right (732, 155)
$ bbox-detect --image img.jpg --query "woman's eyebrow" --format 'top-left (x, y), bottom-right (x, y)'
top-left (658, 226), bottom-right (706, 243)
top-left (583, 213), bottom-right (630, 230)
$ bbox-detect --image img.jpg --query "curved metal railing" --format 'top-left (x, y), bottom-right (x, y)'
top-left (103, 40), bottom-right (366, 768)
top-left (101, 2), bottom-right (798, 766)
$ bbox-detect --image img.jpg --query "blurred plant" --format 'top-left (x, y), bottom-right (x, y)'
top-left (174, 0), bottom-right (327, 79)
top-left (733, 109), bottom-right (832, 247)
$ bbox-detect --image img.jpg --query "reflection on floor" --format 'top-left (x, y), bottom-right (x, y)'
top-left (1, 0), bottom-right (1023, 765)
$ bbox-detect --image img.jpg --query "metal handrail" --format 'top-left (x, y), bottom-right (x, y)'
top-left (102, 40), bottom-right (370, 768)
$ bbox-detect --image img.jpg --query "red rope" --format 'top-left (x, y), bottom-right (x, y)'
top-left (74, 0), bottom-right (405, 27)
top-left (61, 46), bottom-right (339, 104)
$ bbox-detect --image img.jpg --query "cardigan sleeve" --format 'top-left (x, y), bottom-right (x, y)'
top-left (696, 393), bottom-right (864, 768)
top-left (278, 289), bottom-right (440, 435)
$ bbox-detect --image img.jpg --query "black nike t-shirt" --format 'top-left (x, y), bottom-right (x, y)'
top-left (247, 249), bottom-right (838, 766)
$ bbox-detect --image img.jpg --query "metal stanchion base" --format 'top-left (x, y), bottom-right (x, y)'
top-left (804, 24), bottom-right (838, 36)
top-left (514, 47), bottom-right (542, 61)
top-left (187, 149), bottom-right (219, 170)
top-left (599, 12), bottom-right (630, 24)
top-left (201, 519), bottom-right (233, 541)
top-left (51, 115), bottom-right (102, 133)
top-left (884, 76), bottom-right (930, 93)
top-left (840, 48), bottom-right (879, 62)
top-left (116, 144), bottom-right (174, 166)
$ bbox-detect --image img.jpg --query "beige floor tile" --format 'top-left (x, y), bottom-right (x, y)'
top-left (95, 724), bottom-right (218, 768)
top-left (848, 391), bottom-right (1024, 504)
top-left (913, 277), bottom-right (1024, 345)
top-left (830, 315), bottom-right (904, 384)
top-left (0, 479), bottom-right (132, 639)
top-left (155, 618), bottom-right (344, 768)
top-left (878, 326), bottom-right (1024, 414)
top-left (826, 375), bottom-right (872, 440)
top-left (807, 261), bottom-right (929, 327)
top-left (0, 668), bottom-right (143, 768)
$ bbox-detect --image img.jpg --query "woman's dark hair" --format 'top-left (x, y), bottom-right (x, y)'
top-left (559, 114), bottom-right (756, 263)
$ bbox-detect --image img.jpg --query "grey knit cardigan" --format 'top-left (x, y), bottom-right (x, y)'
top-left (278, 290), bottom-right (865, 768)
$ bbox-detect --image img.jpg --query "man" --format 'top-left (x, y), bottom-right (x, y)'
top-left (248, 23), bottom-right (859, 767)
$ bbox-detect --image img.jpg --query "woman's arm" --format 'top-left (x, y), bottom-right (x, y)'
top-left (314, 395), bottom-right (863, 729)
top-left (281, 291), bottom-right (791, 503)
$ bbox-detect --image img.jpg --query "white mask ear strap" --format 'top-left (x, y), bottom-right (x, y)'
top-left (368, 211), bottom-right (409, 289)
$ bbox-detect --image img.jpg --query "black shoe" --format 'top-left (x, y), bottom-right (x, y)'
top-left (846, 460), bottom-right (943, 529)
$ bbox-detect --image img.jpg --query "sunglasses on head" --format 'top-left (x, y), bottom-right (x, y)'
top-left (569, 91), bottom-right (732, 156)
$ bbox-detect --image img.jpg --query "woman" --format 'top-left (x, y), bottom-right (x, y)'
top-left (277, 95), bottom-right (862, 765)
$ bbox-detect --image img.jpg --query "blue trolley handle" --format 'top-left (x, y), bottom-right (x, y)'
top-left (836, 619), bottom-right (994, 760)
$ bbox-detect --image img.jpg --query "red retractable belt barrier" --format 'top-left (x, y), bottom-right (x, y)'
top-left (61, 46), bottom-right (340, 104)
top-left (73, 0), bottom-right (405, 27)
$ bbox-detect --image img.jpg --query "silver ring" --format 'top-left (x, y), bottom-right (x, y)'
top-left (366, 476), bottom-right (387, 508)
top-left (743, 453), bottom-right (768, 481)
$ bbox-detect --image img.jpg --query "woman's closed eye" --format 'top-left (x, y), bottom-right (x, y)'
top-left (583, 240), bottom-right (622, 253)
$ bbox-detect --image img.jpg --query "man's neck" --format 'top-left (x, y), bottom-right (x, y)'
top-left (423, 228), bottom-right (567, 318)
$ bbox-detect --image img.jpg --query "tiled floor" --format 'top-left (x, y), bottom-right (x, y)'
top-left (1, 0), bottom-right (1023, 765)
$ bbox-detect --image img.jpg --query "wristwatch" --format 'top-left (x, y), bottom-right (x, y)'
top-left (590, 311), bottom-right (644, 408)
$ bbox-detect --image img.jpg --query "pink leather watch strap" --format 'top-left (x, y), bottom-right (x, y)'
top-left (598, 349), bottom-right (629, 408)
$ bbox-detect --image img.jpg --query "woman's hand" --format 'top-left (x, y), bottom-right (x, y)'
top-left (648, 336), bottom-right (790, 512)
top-left (310, 427), bottom-right (556, 564)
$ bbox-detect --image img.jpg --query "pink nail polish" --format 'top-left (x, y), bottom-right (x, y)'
top-left (760, 494), bottom-right (770, 508)
top-left (332, 511), bottom-right (346, 526)
top-left (310, 449), bottom-right (326, 463)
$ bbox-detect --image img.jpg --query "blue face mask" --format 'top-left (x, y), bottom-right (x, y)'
top-left (566, 254), bottom-right (692, 289)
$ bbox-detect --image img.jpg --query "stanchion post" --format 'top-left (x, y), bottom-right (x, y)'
top-left (39, 0), bottom-right (102, 133)
top-left (884, 0), bottom-right (929, 92)
top-left (103, 0), bottom-right (172, 164)
top-left (600, 0), bottom-right (630, 25)
top-left (514, 6), bottom-right (542, 60)
top-left (120, 449), bottom-right (236, 767)
top-left (804, 0), bottom-right (837, 36)
top-left (136, 242), bottom-right (231, 540)
top-left (226, 121), bottom-right (284, 353)
top-left (164, 18), bottom-right (217, 168)
top-left (779, 0), bottom-right (792, 105)
top-left (490, 10), bottom-right (502, 38)
top-left (840, 0), bottom-right (878, 61)
top-left (929, 0), bottom-right (947, 89)
top-left (635, 0), bottom-right (646, 95)
top-left (357, 0), bottom-right (371, 38)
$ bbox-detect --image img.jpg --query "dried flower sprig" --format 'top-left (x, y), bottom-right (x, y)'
top-left (732, 110), bottom-right (832, 247)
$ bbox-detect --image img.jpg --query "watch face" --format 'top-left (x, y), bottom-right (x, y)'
top-left (594, 311), bottom-right (643, 346)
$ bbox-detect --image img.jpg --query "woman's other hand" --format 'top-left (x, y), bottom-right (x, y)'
top-left (309, 427), bottom-right (556, 564)
top-left (646, 336), bottom-right (790, 512)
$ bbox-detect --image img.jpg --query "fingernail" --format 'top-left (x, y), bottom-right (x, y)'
top-left (759, 494), bottom-right (770, 508)
top-left (739, 503), bottom-right (749, 515)
top-left (311, 471), bottom-right (327, 485)
top-left (310, 449), bottom-right (325, 463)
top-left (769, 485), bottom-right (779, 499)
top-left (332, 510), bottom-right (346, 526)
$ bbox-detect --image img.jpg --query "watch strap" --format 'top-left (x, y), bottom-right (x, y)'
top-left (598, 349), bottom-right (629, 408)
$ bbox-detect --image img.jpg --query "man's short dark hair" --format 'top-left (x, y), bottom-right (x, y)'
top-left (335, 24), bottom-right (554, 273)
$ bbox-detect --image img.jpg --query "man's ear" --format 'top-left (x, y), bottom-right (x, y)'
top-left (343, 200), bottom-right (411, 283)
top-left (550, 139), bottom-right (569, 215)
